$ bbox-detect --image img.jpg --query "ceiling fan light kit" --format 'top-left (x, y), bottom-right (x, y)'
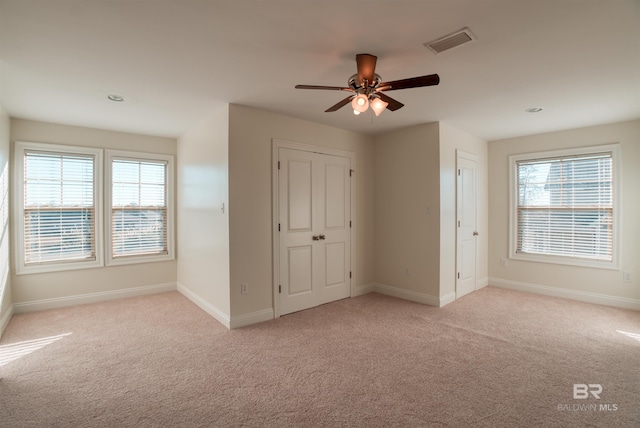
top-left (351, 94), bottom-right (369, 113)
top-left (295, 53), bottom-right (439, 117)
top-left (370, 97), bottom-right (388, 116)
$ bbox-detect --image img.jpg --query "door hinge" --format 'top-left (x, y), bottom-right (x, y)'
top-left (350, 169), bottom-right (354, 177)
top-left (458, 169), bottom-right (461, 176)
top-left (349, 220), bottom-right (352, 228)
top-left (457, 220), bottom-right (460, 227)
top-left (349, 271), bottom-right (352, 279)
top-left (278, 161), bottom-right (281, 170)
top-left (278, 223), bottom-right (281, 231)
top-left (457, 272), bottom-right (460, 279)
top-left (279, 285), bottom-right (281, 293)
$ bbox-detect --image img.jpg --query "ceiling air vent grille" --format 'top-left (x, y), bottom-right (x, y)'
top-left (425, 27), bottom-right (476, 54)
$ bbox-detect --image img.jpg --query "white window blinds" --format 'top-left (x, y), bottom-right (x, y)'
top-left (516, 152), bottom-right (613, 261)
top-left (111, 158), bottom-right (168, 258)
top-left (23, 151), bottom-right (96, 264)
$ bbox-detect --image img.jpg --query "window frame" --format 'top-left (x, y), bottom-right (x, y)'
top-left (105, 150), bottom-right (175, 266)
top-left (14, 141), bottom-right (104, 275)
top-left (508, 144), bottom-right (621, 270)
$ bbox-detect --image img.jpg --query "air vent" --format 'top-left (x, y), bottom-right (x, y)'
top-left (424, 27), bottom-right (476, 54)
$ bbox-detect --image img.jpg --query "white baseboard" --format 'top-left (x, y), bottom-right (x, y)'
top-left (177, 283), bottom-right (273, 329)
top-left (371, 283), bottom-right (441, 307)
top-left (352, 283), bottom-right (375, 297)
top-left (439, 292), bottom-right (456, 307)
top-left (354, 283), bottom-right (455, 307)
top-left (12, 282), bottom-right (177, 314)
top-left (177, 283), bottom-right (231, 329)
top-left (478, 277), bottom-right (489, 289)
top-left (230, 308), bottom-right (274, 329)
top-left (490, 277), bottom-right (640, 311)
top-left (0, 305), bottom-right (13, 338)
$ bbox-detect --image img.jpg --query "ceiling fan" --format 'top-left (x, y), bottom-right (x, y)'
top-left (295, 54), bottom-right (440, 116)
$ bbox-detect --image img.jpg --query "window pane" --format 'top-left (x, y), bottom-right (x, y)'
top-left (23, 151), bottom-right (96, 264)
top-left (113, 160), bottom-right (139, 183)
top-left (140, 184), bottom-right (165, 206)
top-left (113, 183), bottom-right (140, 207)
top-left (111, 158), bottom-right (168, 258)
top-left (516, 152), bottom-right (613, 262)
top-left (140, 162), bottom-right (165, 185)
top-left (112, 209), bottom-right (166, 256)
top-left (26, 182), bottom-right (62, 206)
top-left (25, 209), bottom-right (95, 262)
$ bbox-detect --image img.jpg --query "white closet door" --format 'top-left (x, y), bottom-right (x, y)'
top-left (278, 148), bottom-right (351, 315)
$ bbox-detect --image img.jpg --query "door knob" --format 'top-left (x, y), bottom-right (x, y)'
top-left (319, 234), bottom-right (326, 240)
top-left (312, 235), bottom-right (320, 241)
top-left (473, 231), bottom-right (479, 236)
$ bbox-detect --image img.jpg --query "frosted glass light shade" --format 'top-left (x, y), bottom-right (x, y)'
top-left (351, 94), bottom-right (369, 113)
top-left (370, 97), bottom-right (388, 116)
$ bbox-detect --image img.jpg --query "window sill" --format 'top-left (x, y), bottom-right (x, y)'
top-left (106, 253), bottom-right (175, 267)
top-left (16, 259), bottom-right (104, 276)
top-left (510, 252), bottom-right (619, 271)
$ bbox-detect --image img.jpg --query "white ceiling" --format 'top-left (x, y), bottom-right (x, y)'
top-left (1, 0), bottom-right (639, 141)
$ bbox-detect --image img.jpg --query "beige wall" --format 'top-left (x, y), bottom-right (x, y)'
top-left (228, 104), bottom-right (375, 318)
top-left (372, 122), bottom-right (489, 302)
top-left (489, 119), bottom-right (640, 302)
top-left (439, 122), bottom-right (489, 298)
top-left (0, 104), bottom-right (11, 332)
top-left (9, 119), bottom-right (177, 304)
top-left (6, 106), bottom-right (631, 328)
top-left (373, 123), bottom-right (441, 297)
top-left (177, 106), bottom-right (231, 317)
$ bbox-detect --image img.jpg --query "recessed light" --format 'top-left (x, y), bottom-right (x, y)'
top-left (525, 107), bottom-right (543, 113)
top-left (107, 94), bottom-right (126, 102)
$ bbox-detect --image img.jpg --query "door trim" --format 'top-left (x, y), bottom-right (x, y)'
top-left (456, 149), bottom-right (478, 299)
top-left (271, 139), bottom-right (356, 318)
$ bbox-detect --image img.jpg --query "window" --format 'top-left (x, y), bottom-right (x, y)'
top-left (0, 159), bottom-right (9, 298)
top-left (106, 150), bottom-right (174, 265)
top-left (14, 142), bottom-right (103, 274)
top-left (509, 144), bottom-right (620, 269)
top-left (14, 143), bottom-right (174, 274)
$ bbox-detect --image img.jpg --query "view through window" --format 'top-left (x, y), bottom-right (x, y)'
top-left (515, 150), bottom-right (614, 263)
top-left (23, 150), bottom-right (96, 264)
top-left (111, 158), bottom-right (168, 258)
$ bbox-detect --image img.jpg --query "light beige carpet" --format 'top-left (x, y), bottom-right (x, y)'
top-left (1, 286), bottom-right (639, 427)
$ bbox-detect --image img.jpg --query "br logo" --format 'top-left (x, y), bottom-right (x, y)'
top-left (573, 384), bottom-right (602, 399)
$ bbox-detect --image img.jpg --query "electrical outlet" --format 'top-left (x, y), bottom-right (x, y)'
top-left (241, 283), bottom-right (248, 294)
top-left (623, 272), bottom-right (632, 283)
top-left (500, 258), bottom-right (508, 268)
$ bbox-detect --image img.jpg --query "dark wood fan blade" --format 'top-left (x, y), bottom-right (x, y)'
top-left (376, 92), bottom-right (404, 111)
top-left (378, 74), bottom-right (440, 91)
top-left (295, 84), bottom-right (352, 91)
top-left (325, 96), bottom-right (353, 112)
top-left (356, 54), bottom-right (377, 86)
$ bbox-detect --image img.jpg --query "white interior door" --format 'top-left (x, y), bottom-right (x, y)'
top-left (278, 148), bottom-right (351, 315)
top-left (456, 151), bottom-right (478, 299)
